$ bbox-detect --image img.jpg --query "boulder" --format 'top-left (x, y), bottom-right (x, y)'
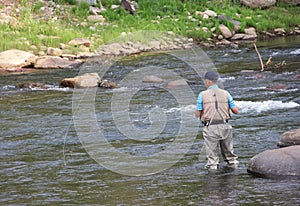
top-left (35, 56), bottom-right (81, 69)
top-left (279, 0), bottom-right (300, 5)
top-left (60, 73), bottom-right (100, 88)
top-left (247, 145), bottom-right (300, 179)
top-left (278, 128), bottom-right (300, 147)
top-left (68, 38), bottom-right (91, 47)
top-left (244, 27), bottom-right (257, 38)
top-left (218, 24), bottom-right (233, 39)
top-left (142, 75), bottom-right (164, 83)
top-left (0, 49), bottom-right (36, 68)
top-left (166, 79), bottom-right (188, 89)
top-left (240, 0), bottom-right (276, 8)
top-left (47, 47), bottom-right (62, 56)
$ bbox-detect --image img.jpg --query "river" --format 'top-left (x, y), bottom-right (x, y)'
top-left (0, 36), bottom-right (299, 205)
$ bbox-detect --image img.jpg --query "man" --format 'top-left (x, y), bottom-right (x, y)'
top-left (195, 70), bottom-right (239, 170)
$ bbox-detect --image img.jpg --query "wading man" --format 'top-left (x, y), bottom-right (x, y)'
top-left (195, 71), bottom-right (239, 170)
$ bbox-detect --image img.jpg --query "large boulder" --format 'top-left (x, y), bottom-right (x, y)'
top-left (278, 128), bottom-right (300, 147)
top-left (240, 0), bottom-right (276, 8)
top-left (247, 145), bottom-right (300, 179)
top-left (60, 73), bottom-right (100, 88)
top-left (0, 49), bottom-right (36, 68)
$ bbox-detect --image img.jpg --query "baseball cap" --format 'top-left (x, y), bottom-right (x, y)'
top-left (203, 71), bottom-right (219, 82)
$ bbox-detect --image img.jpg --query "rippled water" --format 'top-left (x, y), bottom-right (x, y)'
top-left (1, 36), bottom-right (299, 205)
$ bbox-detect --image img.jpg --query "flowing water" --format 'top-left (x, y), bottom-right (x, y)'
top-left (1, 36), bottom-right (299, 205)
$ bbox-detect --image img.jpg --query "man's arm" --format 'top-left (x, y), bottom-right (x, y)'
top-left (228, 93), bottom-right (239, 114)
top-left (195, 92), bottom-right (203, 118)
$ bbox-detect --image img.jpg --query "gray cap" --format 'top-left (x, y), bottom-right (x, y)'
top-left (204, 71), bottom-right (219, 82)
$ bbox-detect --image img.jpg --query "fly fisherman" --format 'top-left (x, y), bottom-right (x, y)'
top-left (195, 71), bottom-right (239, 170)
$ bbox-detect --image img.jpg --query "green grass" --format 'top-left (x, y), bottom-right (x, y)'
top-left (0, 0), bottom-right (299, 53)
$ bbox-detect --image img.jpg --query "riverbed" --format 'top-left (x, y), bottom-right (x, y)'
top-left (1, 36), bottom-right (299, 205)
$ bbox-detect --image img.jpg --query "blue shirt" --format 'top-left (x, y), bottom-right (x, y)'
top-left (197, 85), bottom-right (236, 110)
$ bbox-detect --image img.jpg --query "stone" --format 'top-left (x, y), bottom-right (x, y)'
top-left (274, 28), bottom-right (286, 35)
top-left (35, 56), bottom-right (82, 69)
top-left (266, 83), bottom-right (291, 90)
top-left (0, 49), bottom-right (36, 69)
top-left (47, 47), bottom-right (62, 56)
top-left (244, 27), bottom-right (257, 37)
top-left (240, 0), bottom-right (276, 8)
top-left (68, 38), bottom-right (91, 47)
top-left (278, 128), bottom-right (300, 147)
top-left (16, 82), bottom-right (49, 89)
top-left (279, 0), bottom-right (300, 5)
top-left (166, 79), bottom-right (188, 89)
top-left (218, 24), bottom-right (232, 39)
top-left (60, 73), bottom-right (100, 88)
top-left (204, 9), bottom-right (217, 17)
top-left (247, 145), bottom-right (300, 179)
top-left (142, 75), bottom-right (164, 83)
top-left (216, 15), bottom-right (241, 31)
top-left (98, 79), bottom-right (118, 88)
top-left (87, 15), bottom-right (105, 23)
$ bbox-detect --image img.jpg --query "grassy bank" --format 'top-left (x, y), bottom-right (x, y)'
top-left (0, 0), bottom-right (299, 53)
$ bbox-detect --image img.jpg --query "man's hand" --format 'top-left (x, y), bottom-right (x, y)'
top-left (195, 110), bottom-right (202, 118)
top-left (231, 106), bottom-right (239, 115)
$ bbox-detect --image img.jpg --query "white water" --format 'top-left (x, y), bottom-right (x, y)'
top-left (236, 100), bottom-right (300, 113)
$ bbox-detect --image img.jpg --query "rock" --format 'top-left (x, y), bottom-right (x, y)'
top-left (279, 0), bottom-right (300, 5)
top-left (16, 82), bottom-right (49, 89)
top-left (204, 9), bottom-right (217, 17)
top-left (278, 128), bottom-right (300, 147)
top-left (166, 79), bottom-right (188, 89)
top-left (47, 47), bottom-right (62, 56)
top-left (35, 56), bottom-right (82, 69)
top-left (231, 33), bottom-right (257, 41)
top-left (60, 73), bottom-right (100, 88)
top-left (98, 79), bottom-right (118, 88)
top-left (218, 24), bottom-right (233, 39)
top-left (266, 83), bottom-right (291, 90)
top-left (142, 75), bottom-right (164, 83)
top-left (274, 28), bottom-right (286, 35)
top-left (244, 27), bottom-right (257, 37)
top-left (0, 49), bottom-right (36, 68)
top-left (247, 145), bottom-right (300, 179)
top-left (216, 15), bottom-right (241, 32)
top-left (240, 0), bottom-right (276, 8)
top-left (87, 15), bottom-right (105, 23)
top-left (68, 38), bottom-right (91, 47)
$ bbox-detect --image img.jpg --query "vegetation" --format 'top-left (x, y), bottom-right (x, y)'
top-left (0, 0), bottom-right (299, 53)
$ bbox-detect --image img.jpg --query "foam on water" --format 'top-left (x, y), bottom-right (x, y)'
top-left (290, 49), bottom-right (300, 55)
top-left (236, 100), bottom-right (299, 113)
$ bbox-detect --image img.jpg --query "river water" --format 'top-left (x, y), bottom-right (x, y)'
top-left (1, 36), bottom-right (299, 205)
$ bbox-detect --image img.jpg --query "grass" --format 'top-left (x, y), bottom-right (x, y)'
top-left (0, 0), bottom-right (299, 53)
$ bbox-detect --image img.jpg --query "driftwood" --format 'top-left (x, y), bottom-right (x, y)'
top-left (253, 43), bottom-right (286, 71)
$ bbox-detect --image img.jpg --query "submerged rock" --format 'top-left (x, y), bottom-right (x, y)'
top-left (166, 79), bottom-right (188, 89)
top-left (16, 82), bottom-right (50, 89)
top-left (142, 75), bottom-right (164, 83)
top-left (278, 128), bottom-right (300, 147)
top-left (60, 73), bottom-right (100, 88)
top-left (247, 145), bottom-right (300, 179)
top-left (98, 80), bottom-right (118, 88)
